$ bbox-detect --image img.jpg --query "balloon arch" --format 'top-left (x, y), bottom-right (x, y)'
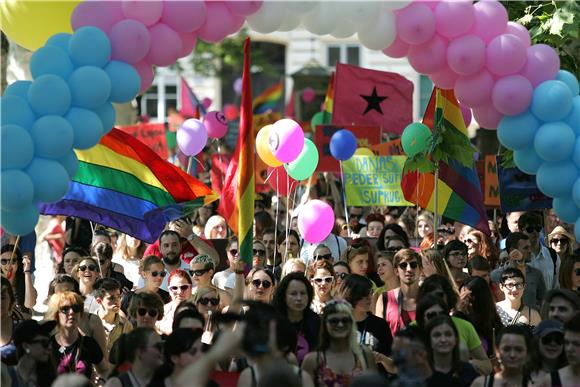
top-left (1, 0), bottom-right (579, 239)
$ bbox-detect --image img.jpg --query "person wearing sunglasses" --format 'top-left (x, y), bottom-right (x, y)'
top-left (72, 257), bottom-right (101, 314)
top-left (158, 270), bottom-right (193, 335)
top-left (0, 245), bottom-right (36, 319)
top-left (212, 236), bottom-right (239, 292)
top-left (529, 319), bottom-right (567, 380)
top-left (57, 246), bottom-right (88, 276)
top-left (9, 319), bottom-right (57, 387)
top-left (464, 229), bottom-right (499, 269)
top-left (121, 255), bottom-right (170, 315)
top-left (306, 259), bottom-right (335, 314)
top-left (376, 223), bottom-right (410, 253)
top-left (190, 254), bottom-right (231, 309)
top-left (332, 261), bottom-right (350, 289)
top-left (547, 226), bottom-right (576, 260)
top-left (150, 328), bottom-right (203, 386)
top-left (252, 240), bottom-right (267, 268)
top-left (128, 291), bottom-right (165, 329)
top-left (496, 267), bottom-right (541, 327)
top-left (193, 286), bottom-right (221, 323)
top-left (243, 267), bottom-right (277, 304)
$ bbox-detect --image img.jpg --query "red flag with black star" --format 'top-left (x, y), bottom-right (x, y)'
top-left (332, 63), bottom-right (413, 135)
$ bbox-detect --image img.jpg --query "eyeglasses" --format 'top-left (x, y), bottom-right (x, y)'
top-left (334, 272), bottom-right (348, 280)
top-left (541, 333), bottom-right (564, 346)
top-left (30, 338), bottom-right (51, 348)
top-left (197, 297), bottom-right (220, 306)
top-left (315, 253), bottom-right (333, 261)
top-left (169, 284), bottom-right (191, 292)
top-left (327, 317), bottom-right (352, 326)
top-left (0, 259), bottom-right (14, 266)
top-left (251, 279), bottom-right (272, 289)
top-left (425, 310), bottom-right (446, 320)
top-left (551, 238), bottom-right (568, 245)
top-left (137, 308), bottom-right (159, 318)
top-left (79, 264), bottom-right (97, 272)
top-left (253, 249), bottom-right (266, 257)
top-left (524, 225), bottom-right (542, 233)
top-left (229, 249), bottom-right (239, 256)
top-left (313, 276), bottom-right (333, 284)
top-left (398, 261), bottom-right (419, 270)
top-left (502, 282), bottom-right (525, 290)
top-left (149, 270), bottom-right (167, 278)
top-left (59, 304), bottom-right (83, 314)
top-left (190, 268), bottom-right (210, 277)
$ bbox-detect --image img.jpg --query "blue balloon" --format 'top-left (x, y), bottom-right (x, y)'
top-left (565, 96), bottom-right (579, 137)
top-left (30, 45), bottom-right (74, 79)
top-left (533, 122), bottom-right (575, 162)
top-left (573, 177), bottom-right (580, 208)
top-left (531, 80), bottom-right (573, 122)
top-left (330, 129), bottom-right (357, 161)
top-left (94, 103), bottom-right (116, 134)
top-left (573, 137), bottom-right (580, 168)
top-left (497, 110), bottom-right (539, 151)
top-left (553, 196), bottom-right (580, 223)
top-left (30, 116), bottom-right (74, 159)
top-left (27, 75), bottom-right (71, 116)
top-left (576, 217), bottom-right (580, 242)
top-left (0, 96), bottom-right (36, 129)
top-left (4, 80), bottom-right (32, 99)
top-left (68, 26), bottom-right (111, 67)
top-left (1, 169), bottom-right (34, 212)
top-left (25, 158), bottom-right (70, 203)
top-left (58, 150), bottom-right (79, 179)
top-left (1, 125), bottom-right (34, 170)
top-left (104, 61), bottom-right (140, 103)
top-left (1, 204), bottom-right (39, 236)
top-left (536, 161), bottom-right (577, 198)
top-left (513, 148), bottom-right (543, 175)
top-left (65, 107), bottom-right (104, 149)
top-left (556, 70), bottom-right (580, 95)
top-left (45, 33), bottom-right (71, 51)
top-left (68, 66), bottom-right (111, 109)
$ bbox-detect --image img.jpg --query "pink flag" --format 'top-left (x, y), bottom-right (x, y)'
top-left (180, 76), bottom-right (206, 118)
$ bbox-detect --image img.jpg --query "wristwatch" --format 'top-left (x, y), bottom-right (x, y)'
top-left (187, 233), bottom-right (196, 241)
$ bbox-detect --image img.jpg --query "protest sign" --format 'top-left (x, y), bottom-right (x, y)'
top-left (484, 155), bottom-right (500, 207)
top-left (119, 123), bottom-right (167, 159)
top-left (497, 156), bottom-right (552, 212)
top-left (342, 155), bottom-right (412, 206)
top-left (371, 138), bottom-right (404, 156)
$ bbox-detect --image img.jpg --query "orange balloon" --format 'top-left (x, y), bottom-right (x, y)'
top-left (256, 125), bottom-right (282, 167)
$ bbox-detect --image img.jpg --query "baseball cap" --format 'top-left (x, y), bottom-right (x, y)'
top-left (534, 319), bottom-right (564, 337)
top-left (12, 320), bottom-right (57, 347)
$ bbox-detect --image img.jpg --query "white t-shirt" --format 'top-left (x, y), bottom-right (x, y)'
top-left (212, 269), bottom-right (233, 291)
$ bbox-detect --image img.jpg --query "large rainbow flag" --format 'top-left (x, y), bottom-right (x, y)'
top-left (253, 81), bottom-right (282, 115)
top-left (39, 128), bottom-right (217, 243)
top-left (218, 38), bottom-right (254, 264)
top-left (401, 89), bottom-right (490, 233)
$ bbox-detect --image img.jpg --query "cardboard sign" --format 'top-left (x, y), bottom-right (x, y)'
top-left (119, 123), bottom-right (168, 159)
top-left (484, 155), bottom-right (500, 207)
top-left (371, 138), bottom-right (404, 156)
top-left (315, 125), bottom-right (382, 172)
top-left (342, 155), bottom-right (412, 206)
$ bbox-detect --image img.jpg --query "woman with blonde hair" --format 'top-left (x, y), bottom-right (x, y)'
top-left (193, 285), bottom-right (221, 345)
top-left (203, 215), bottom-right (228, 239)
top-left (420, 249), bottom-right (458, 292)
top-left (415, 212), bottom-right (434, 241)
top-left (281, 257), bottom-right (306, 278)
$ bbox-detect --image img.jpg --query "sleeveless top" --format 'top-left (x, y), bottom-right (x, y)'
top-left (314, 350), bottom-right (366, 387)
top-left (384, 289), bottom-right (416, 335)
top-left (484, 373), bottom-right (527, 387)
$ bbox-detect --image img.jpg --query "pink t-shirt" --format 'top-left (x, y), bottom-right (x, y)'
top-left (384, 288), bottom-right (416, 336)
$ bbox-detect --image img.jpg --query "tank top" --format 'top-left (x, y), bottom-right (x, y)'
top-left (384, 289), bottom-right (416, 335)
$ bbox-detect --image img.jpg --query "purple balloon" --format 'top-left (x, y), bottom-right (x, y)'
top-left (71, 1), bottom-right (124, 33)
top-left (505, 21), bottom-right (531, 48)
top-left (269, 119), bottom-right (305, 163)
top-left (492, 75), bottom-right (533, 116)
top-left (434, 0), bottom-right (475, 38)
top-left (109, 19), bottom-right (151, 64)
top-left (455, 70), bottom-right (495, 108)
top-left (408, 35), bottom-right (447, 75)
top-left (460, 104), bottom-right (472, 127)
top-left (430, 65), bottom-right (458, 90)
top-left (203, 111), bottom-right (228, 139)
top-left (471, 0), bottom-right (508, 43)
top-left (122, 0), bottom-right (163, 26)
top-left (520, 44), bottom-right (560, 87)
top-left (447, 34), bottom-right (486, 76)
top-left (202, 97), bottom-right (212, 110)
top-left (161, 0), bottom-right (207, 32)
top-left (233, 78), bottom-right (243, 95)
top-left (397, 3), bottom-right (436, 45)
top-left (298, 200), bottom-right (335, 244)
top-left (177, 118), bottom-right (208, 156)
top-left (486, 34), bottom-right (528, 76)
top-left (197, 3), bottom-right (244, 43)
top-left (145, 23), bottom-right (182, 67)
top-left (473, 103), bottom-right (503, 129)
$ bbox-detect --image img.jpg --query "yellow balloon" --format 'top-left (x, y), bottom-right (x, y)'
top-left (256, 125), bottom-right (282, 167)
top-left (0, 0), bottom-right (79, 51)
top-left (355, 147), bottom-right (375, 156)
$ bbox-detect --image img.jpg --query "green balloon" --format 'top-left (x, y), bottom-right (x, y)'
top-left (310, 111), bottom-right (326, 129)
top-left (284, 138), bottom-right (319, 180)
top-left (401, 122), bottom-right (432, 157)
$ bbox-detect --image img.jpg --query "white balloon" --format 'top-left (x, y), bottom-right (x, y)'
top-left (303, 3), bottom-right (336, 36)
top-left (285, 1), bottom-right (318, 14)
top-left (278, 10), bottom-right (302, 32)
top-left (381, 0), bottom-right (412, 11)
top-left (357, 11), bottom-right (397, 50)
top-left (342, 1), bottom-right (380, 26)
top-left (331, 19), bottom-right (357, 39)
top-left (247, 2), bottom-right (285, 33)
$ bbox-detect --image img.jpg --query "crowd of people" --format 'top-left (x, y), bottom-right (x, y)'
top-left (1, 193), bottom-right (580, 387)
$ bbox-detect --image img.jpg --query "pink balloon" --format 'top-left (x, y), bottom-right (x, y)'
top-left (178, 32), bottom-right (197, 58)
top-left (382, 35), bottom-right (410, 58)
top-left (202, 97), bottom-right (212, 110)
top-left (302, 87), bottom-right (316, 103)
top-left (471, 0), bottom-right (508, 43)
top-left (505, 21), bottom-right (531, 48)
top-left (407, 35), bottom-right (448, 75)
top-left (133, 61), bottom-right (154, 93)
top-left (486, 34), bottom-right (528, 76)
top-left (460, 104), bottom-right (472, 127)
top-left (161, 1), bottom-right (207, 32)
top-left (223, 104), bottom-right (239, 121)
top-left (71, 1), bottom-right (124, 33)
top-left (492, 75), bottom-right (533, 116)
top-left (109, 20), bottom-right (150, 64)
top-left (416, 1), bottom-right (438, 10)
top-left (233, 78), bottom-right (243, 95)
top-left (225, 1), bottom-right (263, 16)
top-left (447, 34), bottom-right (486, 76)
top-left (203, 111), bottom-right (228, 139)
top-left (520, 44), bottom-right (561, 87)
top-left (145, 23), bottom-right (182, 67)
top-left (396, 3), bottom-right (436, 45)
top-left (298, 200), bottom-right (335, 244)
top-left (196, 3), bottom-right (244, 43)
top-left (266, 166), bottom-right (297, 196)
top-left (455, 70), bottom-right (496, 108)
top-left (473, 103), bottom-right (502, 129)
top-left (269, 119), bottom-right (305, 163)
top-left (430, 65), bottom-right (458, 90)
top-left (434, 0), bottom-right (475, 38)
top-left (177, 118), bottom-right (208, 156)
top-left (122, 0), bottom-right (163, 26)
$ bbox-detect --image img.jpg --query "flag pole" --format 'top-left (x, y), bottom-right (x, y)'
top-left (432, 88), bottom-right (442, 244)
top-left (339, 161), bottom-right (351, 236)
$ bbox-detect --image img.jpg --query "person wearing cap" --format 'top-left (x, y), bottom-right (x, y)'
top-left (530, 319), bottom-right (567, 378)
top-left (541, 289), bottom-right (580, 324)
top-left (8, 320), bottom-right (57, 387)
top-left (547, 226), bottom-right (576, 260)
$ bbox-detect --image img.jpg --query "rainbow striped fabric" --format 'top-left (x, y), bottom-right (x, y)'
top-left (324, 72), bottom-right (334, 118)
top-left (218, 38), bottom-right (255, 264)
top-left (39, 128), bottom-right (217, 243)
top-left (253, 81), bottom-right (282, 115)
top-left (401, 89), bottom-right (490, 233)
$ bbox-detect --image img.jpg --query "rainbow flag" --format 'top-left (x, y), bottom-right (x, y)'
top-left (39, 129), bottom-right (217, 243)
top-left (253, 81), bottom-right (282, 115)
top-left (401, 89), bottom-right (490, 233)
top-left (218, 38), bottom-right (254, 264)
top-left (324, 72), bottom-right (334, 118)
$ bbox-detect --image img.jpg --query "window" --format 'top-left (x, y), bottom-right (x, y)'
top-left (419, 75), bottom-right (433, 117)
top-left (327, 45), bottom-right (360, 68)
top-left (140, 83), bottom-right (178, 120)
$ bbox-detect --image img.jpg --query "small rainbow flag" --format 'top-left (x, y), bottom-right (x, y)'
top-left (39, 129), bottom-right (217, 243)
top-left (253, 81), bottom-right (282, 115)
top-left (324, 72), bottom-right (334, 118)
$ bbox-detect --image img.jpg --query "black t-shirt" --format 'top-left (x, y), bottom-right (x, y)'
top-left (426, 371), bottom-right (463, 387)
top-left (65, 217), bottom-right (92, 251)
top-left (51, 335), bottom-right (103, 378)
top-left (357, 313), bottom-right (392, 356)
top-left (432, 362), bottom-right (478, 387)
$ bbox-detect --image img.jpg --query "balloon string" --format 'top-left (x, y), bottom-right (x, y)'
top-left (215, 139), bottom-right (225, 188)
top-left (273, 169), bottom-right (279, 267)
top-left (285, 170), bottom-right (290, 260)
top-left (340, 161), bottom-right (350, 237)
top-left (263, 168), bottom-right (277, 184)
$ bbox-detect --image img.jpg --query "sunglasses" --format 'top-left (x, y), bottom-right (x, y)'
top-left (59, 304), bottom-right (83, 314)
top-left (251, 279), bottom-right (272, 289)
top-left (398, 261), bottom-right (419, 270)
top-left (79, 264), bottom-right (97, 272)
top-left (0, 259), bottom-right (14, 266)
top-left (315, 253), bottom-right (333, 261)
top-left (313, 276), bottom-right (333, 284)
top-left (551, 238), bottom-right (568, 245)
top-left (229, 249), bottom-right (239, 256)
top-left (541, 333), bottom-right (564, 346)
top-left (169, 284), bottom-right (191, 292)
top-left (149, 270), bottom-right (167, 278)
top-left (425, 310), bottom-right (446, 320)
top-left (137, 308), bottom-right (159, 318)
top-left (198, 297), bottom-right (220, 306)
top-left (327, 317), bottom-right (352, 326)
top-left (334, 272), bottom-right (348, 280)
top-left (253, 249), bottom-right (266, 257)
top-left (190, 268), bottom-right (210, 277)
top-left (523, 225), bottom-right (542, 233)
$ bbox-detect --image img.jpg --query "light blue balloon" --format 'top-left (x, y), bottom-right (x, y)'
top-left (4, 80), bottom-right (32, 100)
top-left (565, 96), bottom-right (579, 137)
top-left (30, 45), bottom-right (74, 80)
top-left (573, 177), bottom-right (580, 208)
top-left (68, 66), bottom-right (111, 109)
top-left (573, 137), bottom-right (580, 168)
top-left (30, 116), bottom-right (74, 159)
top-left (576, 217), bottom-right (580, 242)
top-left (68, 26), bottom-right (111, 67)
top-left (0, 96), bottom-right (36, 129)
top-left (27, 74), bottom-right (71, 116)
top-left (556, 70), bottom-right (580, 96)
top-left (104, 61), bottom-right (141, 103)
top-left (1, 169), bottom-right (34, 212)
top-left (58, 150), bottom-right (79, 179)
top-left (531, 80), bottom-right (573, 122)
top-left (513, 148), bottom-right (543, 175)
top-left (65, 107), bottom-right (104, 149)
top-left (533, 122), bottom-right (575, 162)
top-left (497, 110), bottom-right (539, 151)
top-left (25, 158), bottom-right (70, 203)
top-left (553, 196), bottom-right (580, 223)
top-left (1, 125), bottom-right (34, 170)
top-left (536, 161), bottom-right (577, 198)
top-left (94, 103), bottom-right (116, 134)
top-left (45, 33), bottom-right (71, 51)
top-left (1, 204), bottom-right (40, 236)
